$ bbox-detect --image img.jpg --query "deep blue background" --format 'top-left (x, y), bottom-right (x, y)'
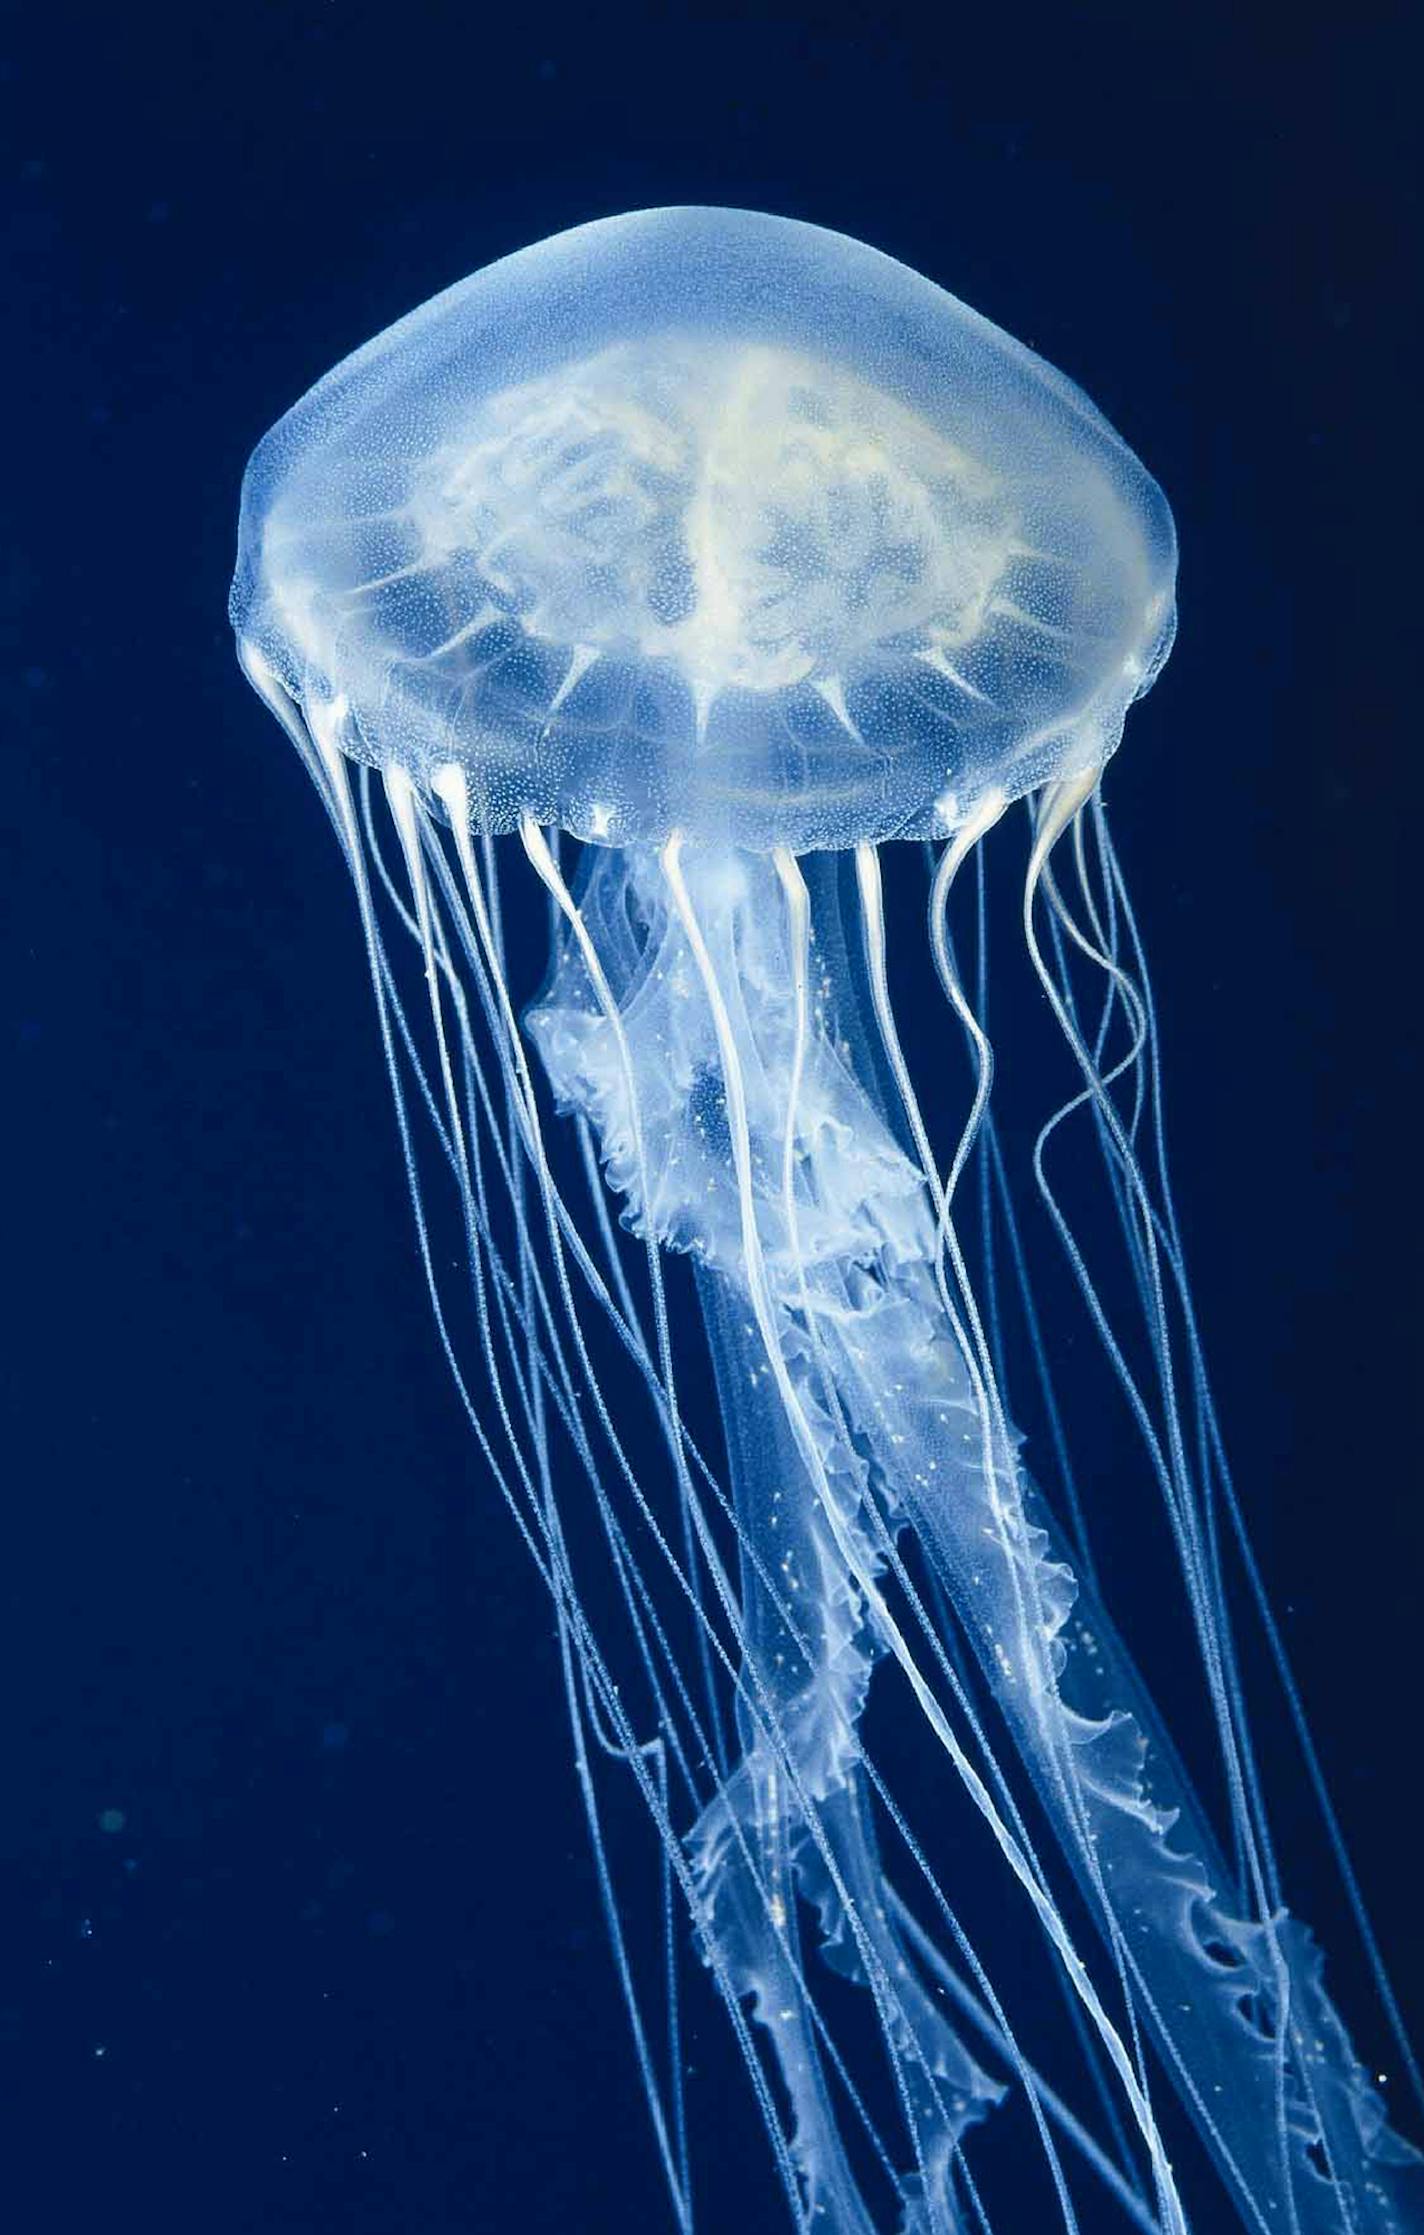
top-left (3, 3), bottom-right (1418, 2229)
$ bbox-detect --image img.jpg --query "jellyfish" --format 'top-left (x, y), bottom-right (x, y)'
top-left (230, 208), bottom-right (1421, 2233)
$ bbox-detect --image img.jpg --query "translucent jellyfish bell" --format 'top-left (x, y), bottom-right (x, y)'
top-left (232, 211), bottom-right (1420, 2235)
top-left (232, 205), bottom-right (1176, 851)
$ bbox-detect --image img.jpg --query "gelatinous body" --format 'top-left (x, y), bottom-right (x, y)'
top-left (232, 208), bottom-right (1420, 2233)
top-left (234, 206), bottom-right (1173, 852)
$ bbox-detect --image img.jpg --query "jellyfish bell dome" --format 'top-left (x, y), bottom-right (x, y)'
top-left (232, 205), bottom-right (1177, 852)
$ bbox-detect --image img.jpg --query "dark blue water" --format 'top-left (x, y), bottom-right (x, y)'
top-left (4, 4), bottom-right (1418, 2230)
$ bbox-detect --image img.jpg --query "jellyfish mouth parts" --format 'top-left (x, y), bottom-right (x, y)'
top-left (233, 599), bottom-right (1422, 2235)
top-left (305, 707), bottom-right (1424, 2232)
top-left (520, 828), bottom-right (1423, 2235)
